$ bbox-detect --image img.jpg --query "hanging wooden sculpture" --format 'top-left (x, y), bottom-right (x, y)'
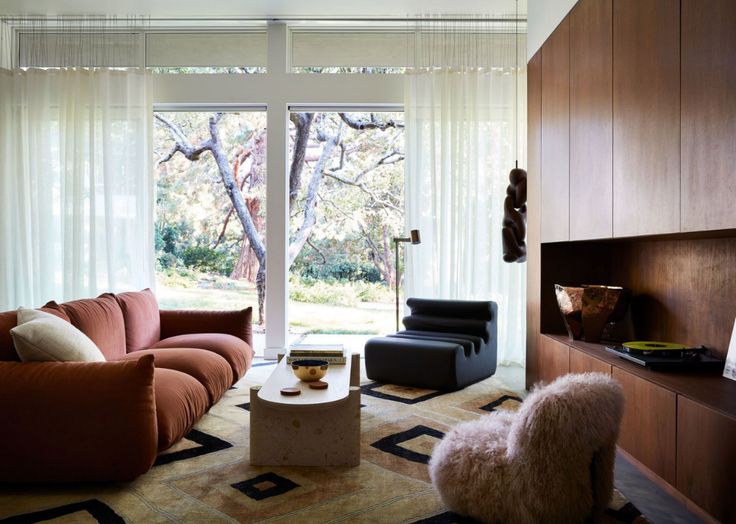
top-left (502, 167), bottom-right (527, 263)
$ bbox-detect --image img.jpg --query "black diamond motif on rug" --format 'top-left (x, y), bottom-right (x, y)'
top-left (154, 428), bottom-right (232, 466)
top-left (371, 424), bottom-right (445, 464)
top-left (479, 394), bottom-right (523, 413)
top-left (0, 498), bottom-right (124, 524)
top-left (361, 382), bottom-right (446, 404)
top-left (237, 402), bottom-right (250, 411)
top-left (232, 472), bottom-right (300, 501)
top-left (412, 511), bottom-right (482, 524)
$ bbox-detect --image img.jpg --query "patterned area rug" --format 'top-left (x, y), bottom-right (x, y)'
top-left (0, 359), bottom-right (650, 523)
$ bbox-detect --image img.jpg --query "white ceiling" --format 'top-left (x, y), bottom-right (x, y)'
top-left (0, 0), bottom-right (526, 18)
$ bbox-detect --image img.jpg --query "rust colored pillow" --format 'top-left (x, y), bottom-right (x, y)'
top-left (159, 307), bottom-right (253, 348)
top-left (153, 368), bottom-right (209, 451)
top-left (0, 355), bottom-right (157, 482)
top-left (115, 289), bottom-right (161, 353)
top-left (58, 294), bottom-right (127, 360)
top-left (0, 305), bottom-right (71, 362)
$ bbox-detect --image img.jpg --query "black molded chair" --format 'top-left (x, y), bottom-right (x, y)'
top-left (365, 298), bottom-right (498, 391)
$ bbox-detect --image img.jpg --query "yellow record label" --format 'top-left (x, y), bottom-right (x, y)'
top-left (623, 341), bottom-right (687, 351)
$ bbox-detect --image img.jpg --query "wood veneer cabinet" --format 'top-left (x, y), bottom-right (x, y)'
top-left (681, 0), bottom-right (736, 232)
top-left (537, 335), bottom-right (569, 384)
top-left (612, 0), bottom-right (680, 237)
top-left (613, 369), bottom-right (677, 484)
top-left (540, 17), bottom-right (569, 243)
top-left (526, 51), bottom-right (542, 388)
top-left (530, 0), bottom-right (736, 517)
top-left (677, 397), bottom-right (736, 523)
top-left (569, 347), bottom-right (611, 375)
top-left (569, 0), bottom-right (612, 240)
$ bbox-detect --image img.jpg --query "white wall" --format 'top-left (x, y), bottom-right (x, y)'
top-left (527, 0), bottom-right (578, 60)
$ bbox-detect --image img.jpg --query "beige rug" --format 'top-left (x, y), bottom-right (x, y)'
top-left (0, 359), bottom-right (649, 523)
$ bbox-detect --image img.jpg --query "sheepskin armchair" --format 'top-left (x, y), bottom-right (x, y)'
top-left (429, 373), bottom-right (625, 524)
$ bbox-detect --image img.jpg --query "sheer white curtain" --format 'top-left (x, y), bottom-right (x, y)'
top-left (404, 24), bottom-right (527, 365)
top-left (0, 21), bottom-right (11, 69)
top-left (0, 68), bottom-right (154, 309)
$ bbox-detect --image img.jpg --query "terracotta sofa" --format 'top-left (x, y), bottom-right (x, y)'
top-left (0, 289), bottom-right (254, 483)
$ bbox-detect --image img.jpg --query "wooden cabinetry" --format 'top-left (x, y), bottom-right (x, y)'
top-left (531, 0), bottom-right (736, 518)
top-left (681, 0), bottom-right (736, 232)
top-left (612, 0), bottom-right (680, 237)
top-left (537, 335), bottom-right (569, 384)
top-left (569, 0), bottom-right (612, 240)
top-left (677, 397), bottom-right (736, 523)
top-left (569, 347), bottom-right (611, 375)
top-left (540, 17), bottom-right (569, 243)
top-left (612, 368), bottom-right (677, 485)
top-left (526, 51), bottom-right (542, 388)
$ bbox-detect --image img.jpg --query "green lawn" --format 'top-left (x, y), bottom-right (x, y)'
top-left (156, 284), bottom-right (396, 335)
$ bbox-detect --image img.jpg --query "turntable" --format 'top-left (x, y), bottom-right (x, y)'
top-left (605, 341), bottom-right (724, 371)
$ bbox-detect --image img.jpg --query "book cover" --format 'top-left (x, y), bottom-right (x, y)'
top-left (724, 318), bottom-right (736, 382)
top-left (286, 355), bottom-right (346, 365)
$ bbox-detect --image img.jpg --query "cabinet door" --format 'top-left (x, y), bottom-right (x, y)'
top-left (677, 397), bottom-right (736, 523)
top-left (540, 18), bottom-right (570, 243)
top-left (537, 336), bottom-right (569, 385)
top-left (612, 0), bottom-right (680, 237)
top-left (526, 51), bottom-right (543, 389)
top-left (681, 0), bottom-right (736, 232)
top-left (569, 347), bottom-right (611, 375)
top-left (613, 368), bottom-right (676, 485)
top-left (569, 0), bottom-right (613, 240)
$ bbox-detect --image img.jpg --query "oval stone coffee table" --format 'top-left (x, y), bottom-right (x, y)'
top-left (249, 352), bottom-right (361, 466)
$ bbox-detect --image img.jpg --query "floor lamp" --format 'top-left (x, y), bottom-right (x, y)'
top-left (393, 229), bottom-right (421, 332)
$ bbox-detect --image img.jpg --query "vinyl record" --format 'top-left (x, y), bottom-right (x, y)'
top-left (622, 341), bottom-right (688, 351)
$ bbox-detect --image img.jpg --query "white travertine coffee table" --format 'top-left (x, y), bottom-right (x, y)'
top-left (249, 352), bottom-right (361, 466)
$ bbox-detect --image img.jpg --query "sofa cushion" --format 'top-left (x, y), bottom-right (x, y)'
top-left (55, 294), bottom-right (127, 360)
top-left (153, 368), bottom-right (209, 451)
top-left (159, 308), bottom-right (253, 348)
top-left (115, 288), bottom-right (161, 353)
top-left (151, 333), bottom-right (253, 384)
top-left (0, 355), bottom-right (157, 482)
top-left (11, 308), bottom-right (105, 362)
top-left (118, 348), bottom-right (230, 404)
top-left (0, 306), bottom-right (70, 362)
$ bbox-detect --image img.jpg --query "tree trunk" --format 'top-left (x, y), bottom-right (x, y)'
top-left (288, 124), bottom-right (341, 266)
top-left (230, 197), bottom-right (263, 282)
top-left (206, 115), bottom-right (267, 323)
top-left (289, 113), bottom-right (314, 211)
top-left (255, 262), bottom-right (266, 325)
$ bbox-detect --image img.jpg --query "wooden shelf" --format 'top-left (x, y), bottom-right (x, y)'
top-left (544, 334), bottom-right (736, 420)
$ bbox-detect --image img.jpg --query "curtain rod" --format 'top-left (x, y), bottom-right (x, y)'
top-left (2, 16), bottom-right (526, 23)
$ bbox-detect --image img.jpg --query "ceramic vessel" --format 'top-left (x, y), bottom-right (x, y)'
top-left (291, 359), bottom-right (329, 382)
top-left (555, 285), bottom-right (631, 343)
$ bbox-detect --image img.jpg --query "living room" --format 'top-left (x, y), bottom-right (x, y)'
top-left (1, 0), bottom-right (734, 523)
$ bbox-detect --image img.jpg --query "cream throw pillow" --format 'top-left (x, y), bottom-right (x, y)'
top-left (11, 307), bottom-right (106, 362)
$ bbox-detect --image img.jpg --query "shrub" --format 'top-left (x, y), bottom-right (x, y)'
top-left (289, 276), bottom-right (390, 305)
top-left (157, 267), bottom-right (199, 289)
top-left (181, 245), bottom-right (234, 275)
top-left (156, 252), bottom-right (178, 270)
top-left (293, 259), bottom-right (382, 283)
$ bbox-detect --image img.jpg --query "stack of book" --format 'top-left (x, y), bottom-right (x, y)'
top-left (287, 345), bottom-right (346, 365)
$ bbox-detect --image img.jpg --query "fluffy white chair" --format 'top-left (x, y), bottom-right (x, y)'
top-left (429, 373), bottom-right (624, 524)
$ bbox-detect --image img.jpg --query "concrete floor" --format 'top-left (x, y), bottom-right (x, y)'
top-left (251, 334), bottom-right (706, 523)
